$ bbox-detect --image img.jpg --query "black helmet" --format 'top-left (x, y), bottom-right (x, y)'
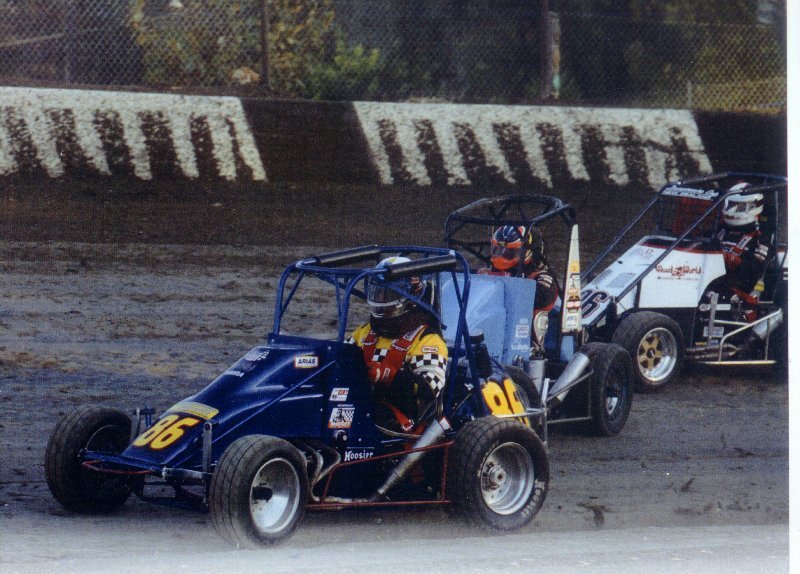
top-left (367, 256), bottom-right (425, 321)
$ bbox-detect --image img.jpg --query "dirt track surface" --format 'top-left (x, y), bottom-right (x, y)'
top-left (0, 180), bottom-right (790, 571)
top-left (0, 238), bottom-right (789, 572)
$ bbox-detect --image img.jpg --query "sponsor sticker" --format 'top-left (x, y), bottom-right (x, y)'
top-left (294, 355), bottom-right (319, 369)
top-left (243, 349), bottom-right (269, 362)
top-left (343, 448), bottom-right (375, 462)
top-left (329, 387), bottom-right (349, 402)
top-left (166, 401), bottom-right (219, 420)
top-left (655, 264), bottom-right (702, 279)
top-left (663, 187), bottom-right (719, 201)
top-left (328, 407), bottom-right (355, 429)
top-left (421, 346), bottom-right (440, 353)
top-left (515, 323), bottom-right (530, 339)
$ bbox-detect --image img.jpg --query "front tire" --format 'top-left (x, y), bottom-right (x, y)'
top-left (612, 311), bottom-right (684, 392)
top-left (581, 342), bottom-right (633, 437)
top-left (449, 417), bottom-right (548, 531)
top-left (45, 406), bottom-right (132, 513)
top-left (210, 435), bottom-right (308, 548)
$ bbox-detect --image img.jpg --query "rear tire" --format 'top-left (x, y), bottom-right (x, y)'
top-left (45, 406), bottom-right (132, 513)
top-left (612, 311), bottom-right (684, 392)
top-left (449, 417), bottom-right (548, 531)
top-left (503, 365), bottom-right (543, 408)
top-left (210, 435), bottom-right (308, 548)
top-left (770, 319), bottom-right (788, 384)
top-left (581, 342), bottom-right (633, 437)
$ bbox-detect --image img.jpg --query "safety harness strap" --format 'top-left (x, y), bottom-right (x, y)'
top-left (362, 324), bottom-right (427, 386)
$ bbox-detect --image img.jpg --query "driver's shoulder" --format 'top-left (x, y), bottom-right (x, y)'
top-left (410, 331), bottom-right (448, 358)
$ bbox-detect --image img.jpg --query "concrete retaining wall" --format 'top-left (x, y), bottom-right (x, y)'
top-left (0, 87), bottom-right (786, 190)
top-left (0, 87), bottom-right (266, 182)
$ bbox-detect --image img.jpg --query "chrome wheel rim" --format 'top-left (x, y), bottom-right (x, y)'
top-left (636, 327), bottom-right (678, 382)
top-left (480, 442), bottom-right (534, 515)
top-left (249, 458), bottom-right (301, 535)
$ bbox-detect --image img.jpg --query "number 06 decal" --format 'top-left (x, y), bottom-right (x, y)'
top-left (133, 414), bottom-right (201, 450)
top-left (482, 379), bottom-right (530, 427)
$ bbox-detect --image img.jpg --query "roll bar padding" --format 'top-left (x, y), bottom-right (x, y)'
top-left (305, 245), bottom-right (382, 267)
top-left (383, 255), bottom-right (459, 279)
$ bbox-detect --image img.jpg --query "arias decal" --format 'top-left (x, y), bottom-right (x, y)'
top-left (294, 355), bottom-right (319, 368)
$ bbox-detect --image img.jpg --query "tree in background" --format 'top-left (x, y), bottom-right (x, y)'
top-left (553, 0), bottom-right (786, 110)
top-left (130, 0), bottom-right (335, 95)
top-left (0, 0), bottom-right (783, 108)
top-left (305, 31), bottom-right (385, 101)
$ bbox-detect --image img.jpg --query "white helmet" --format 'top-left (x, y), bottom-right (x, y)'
top-left (367, 256), bottom-right (424, 320)
top-left (722, 182), bottom-right (763, 227)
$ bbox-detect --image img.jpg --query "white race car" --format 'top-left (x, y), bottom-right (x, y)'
top-left (581, 172), bottom-right (787, 391)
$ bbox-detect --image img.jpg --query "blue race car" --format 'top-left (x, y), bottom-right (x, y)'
top-left (46, 245), bottom-right (629, 548)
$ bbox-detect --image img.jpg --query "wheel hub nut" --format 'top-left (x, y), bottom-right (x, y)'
top-left (484, 463), bottom-right (506, 489)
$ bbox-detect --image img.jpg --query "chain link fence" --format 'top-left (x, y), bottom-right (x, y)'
top-left (557, 12), bottom-right (786, 113)
top-left (0, 0), bottom-right (786, 113)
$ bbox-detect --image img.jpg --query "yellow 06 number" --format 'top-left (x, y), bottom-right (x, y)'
top-left (132, 414), bottom-right (201, 450)
top-left (482, 378), bottom-right (531, 427)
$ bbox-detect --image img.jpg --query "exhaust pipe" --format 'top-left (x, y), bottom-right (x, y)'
top-left (525, 357), bottom-right (546, 396)
top-left (371, 418), bottom-right (449, 501)
top-left (753, 309), bottom-right (783, 341)
top-left (546, 351), bottom-right (591, 405)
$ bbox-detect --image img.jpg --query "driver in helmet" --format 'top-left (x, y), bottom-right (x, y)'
top-left (480, 225), bottom-right (559, 315)
top-left (715, 183), bottom-right (772, 320)
top-left (347, 257), bottom-right (448, 432)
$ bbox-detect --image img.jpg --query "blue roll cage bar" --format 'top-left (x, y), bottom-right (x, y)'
top-left (271, 245), bottom-right (480, 416)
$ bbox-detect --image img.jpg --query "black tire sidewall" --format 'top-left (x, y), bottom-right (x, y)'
top-left (45, 405), bottom-right (132, 513)
top-left (450, 417), bottom-right (548, 531)
top-left (210, 435), bottom-right (308, 548)
top-left (612, 311), bottom-right (684, 392)
top-left (581, 342), bottom-right (633, 436)
top-left (502, 365), bottom-right (543, 408)
top-left (771, 319), bottom-right (788, 383)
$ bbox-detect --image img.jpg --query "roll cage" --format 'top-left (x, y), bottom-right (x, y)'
top-left (443, 194), bottom-right (577, 271)
top-left (582, 172), bottom-right (788, 303)
top-left (271, 245), bottom-right (486, 415)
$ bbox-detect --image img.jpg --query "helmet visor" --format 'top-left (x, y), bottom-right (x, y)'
top-left (723, 193), bottom-right (763, 226)
top-left (367, 281), bottom-right (405, 305)
top-left (724, 199), bottom-right (751, 213)
top-left (491, 243), bottom-right (521, 270)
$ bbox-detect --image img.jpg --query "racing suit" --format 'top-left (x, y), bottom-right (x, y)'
top-left (716, 223), bottom-right (772, 320)
top-left (348, 322), bottom-right (448, 430)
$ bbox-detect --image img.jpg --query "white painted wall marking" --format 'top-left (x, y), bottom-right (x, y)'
top-left (0, 87), bottom-right (266, 181)
top-left (354, 101), bottom-right (712, 189)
